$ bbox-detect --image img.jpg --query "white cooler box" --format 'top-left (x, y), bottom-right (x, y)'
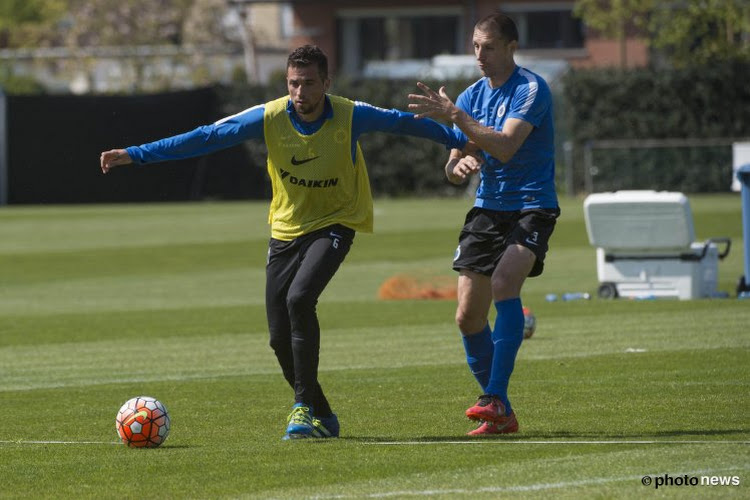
top-left (583, 191), bottom-right (731, 300)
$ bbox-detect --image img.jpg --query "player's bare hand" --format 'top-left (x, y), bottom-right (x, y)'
top-left (100, 149), bottom-right (132, 174)
top-left (454, 154), bottom-right (482, 179)
top-left (408, 82), bottom-right (457, 121)
top-left (447, 155), bottom-right (482, 184)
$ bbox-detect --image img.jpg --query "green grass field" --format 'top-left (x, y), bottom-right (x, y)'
top-left (1, 195), bottom-right (748, 499)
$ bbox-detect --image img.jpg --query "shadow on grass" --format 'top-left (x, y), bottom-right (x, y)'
top-left (342, 428), bottom-right (750, 443)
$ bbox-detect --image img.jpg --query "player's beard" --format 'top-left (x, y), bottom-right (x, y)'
top-left (478, 61), bottom-right (495, 79)
top-left (294, 95), bottom-right (324, 117)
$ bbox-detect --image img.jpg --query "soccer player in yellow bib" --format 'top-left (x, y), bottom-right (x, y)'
top-left (101, 45), bottom-right (471, 440)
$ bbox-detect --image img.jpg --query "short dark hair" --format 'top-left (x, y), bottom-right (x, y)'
top-left (287, 45), bottom-right (329, 80)
top-left (475, 12), bottom-right (519, 43)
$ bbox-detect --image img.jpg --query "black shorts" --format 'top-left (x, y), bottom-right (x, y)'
top-left (452, 207), bottom-right (560, 278)
top-left (266, 224), bottom-right (355, 279)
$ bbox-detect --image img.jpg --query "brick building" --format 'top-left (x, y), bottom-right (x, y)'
top-left (263, 0), bottom-right (649, 76)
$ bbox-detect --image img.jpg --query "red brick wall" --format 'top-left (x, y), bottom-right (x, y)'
top-left (289, 4), bottom-right (337, 69)
top-left (572, 38), bottom-right (650, 69)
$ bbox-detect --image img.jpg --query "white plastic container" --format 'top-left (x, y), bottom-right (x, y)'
top-left (584, 191), bottom-right (728, 300)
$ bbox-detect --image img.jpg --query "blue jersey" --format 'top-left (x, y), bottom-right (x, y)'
top-left (454, 66), bottom-right (558, 211)
top-left (127, 96), bottom-right (465, 165)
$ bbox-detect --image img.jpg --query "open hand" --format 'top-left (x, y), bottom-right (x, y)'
top-left (408, 82), bottom-right (457, 121)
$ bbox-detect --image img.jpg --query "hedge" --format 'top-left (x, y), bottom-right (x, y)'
top-left (560, 59), bottom-right (750, 193)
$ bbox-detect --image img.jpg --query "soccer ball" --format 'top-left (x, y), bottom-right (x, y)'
top-left (522, 307), bottom-right (536, 339)
top-left (116, 396), bottom-right (170, 448)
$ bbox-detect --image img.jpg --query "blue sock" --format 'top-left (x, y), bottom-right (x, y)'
top-left (485, 298), bottom-right (524, 415)
top-left (461, 324), bottom-right (493, 392)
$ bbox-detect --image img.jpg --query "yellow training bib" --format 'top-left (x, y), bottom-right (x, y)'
top-left (263, 95), bottom-right (373, 240)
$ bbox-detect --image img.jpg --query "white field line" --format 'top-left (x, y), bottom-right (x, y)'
top-left (307, 467), bottom-right (750, 499)
top-left (368, 439), bottom-right (750, 446)
top-left (0, 440), bottom-right (121, 445)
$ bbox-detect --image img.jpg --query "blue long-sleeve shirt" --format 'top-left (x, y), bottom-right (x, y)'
top-left (127, 96), bottom-right (466, 164)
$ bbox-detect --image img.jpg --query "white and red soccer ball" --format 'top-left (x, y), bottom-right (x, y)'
top-left (116, 396), bottom-right (170, 448)
top-left (522, 307), bottom-right (536, 339)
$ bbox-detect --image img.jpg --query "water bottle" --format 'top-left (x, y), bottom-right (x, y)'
top-left (562, 292), bottom-right (591, 301)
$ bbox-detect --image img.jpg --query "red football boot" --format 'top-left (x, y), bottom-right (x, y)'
top-left (466, 394), bottom-right (509, 423)
top-left (467, 414), bottom-right (519, 436)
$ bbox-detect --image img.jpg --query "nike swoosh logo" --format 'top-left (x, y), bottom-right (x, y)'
top-left (291, 155), bottom-right (319, 166)
top-left (124, 410), bottom-right (148, 425)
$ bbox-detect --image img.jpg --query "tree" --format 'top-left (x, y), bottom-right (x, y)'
top-left (0, 0), bottom-right (67, 93)
top-left (648, 0), bottom-right (750, 66)
top-left (573, 0), bottom-right (652, 68)
top-left (183, 0), bottom-right (236, 46)
top-left (64, 0), bottom-right (241, 92)
top-left (0, 0), bottom-right (256, 92)
top-left (0, 0), bottom-right (66, 48)
top-left (574, 0), bottom-right (750, 67)
top-left (184, 0), bottom-right (257, 84)
top-left (62, 0), bottom-right (193, 48)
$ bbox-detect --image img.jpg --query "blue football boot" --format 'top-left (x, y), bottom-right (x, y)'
top-left (282, 403), bottom-right (315, 440)
top-left (311, 414), bottom-right (339, 438)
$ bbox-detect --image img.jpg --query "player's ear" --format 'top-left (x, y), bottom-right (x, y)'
top-left (323, 77), bottom-right (331, 92)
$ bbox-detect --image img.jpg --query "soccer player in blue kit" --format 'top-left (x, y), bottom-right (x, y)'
top-left (409, 12), bottom-right (560, 435)
top-left (101, 45), bottom-right (471, 440)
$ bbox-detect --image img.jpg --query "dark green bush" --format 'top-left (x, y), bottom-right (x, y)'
top-left (561, 60), bottom-right (750, 192)
top-left (0, 67), bottom-right (46, 95)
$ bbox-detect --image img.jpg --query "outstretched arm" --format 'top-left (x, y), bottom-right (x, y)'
top-left (351, 101), bottom-right (468, 151)
top-left (99, 104), bottom-right (265, 174)
top-left (408, 82), bottom-right (532, 163)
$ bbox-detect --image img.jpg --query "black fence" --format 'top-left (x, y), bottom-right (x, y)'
top-left (5, 88), bottom-right (268, 204)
